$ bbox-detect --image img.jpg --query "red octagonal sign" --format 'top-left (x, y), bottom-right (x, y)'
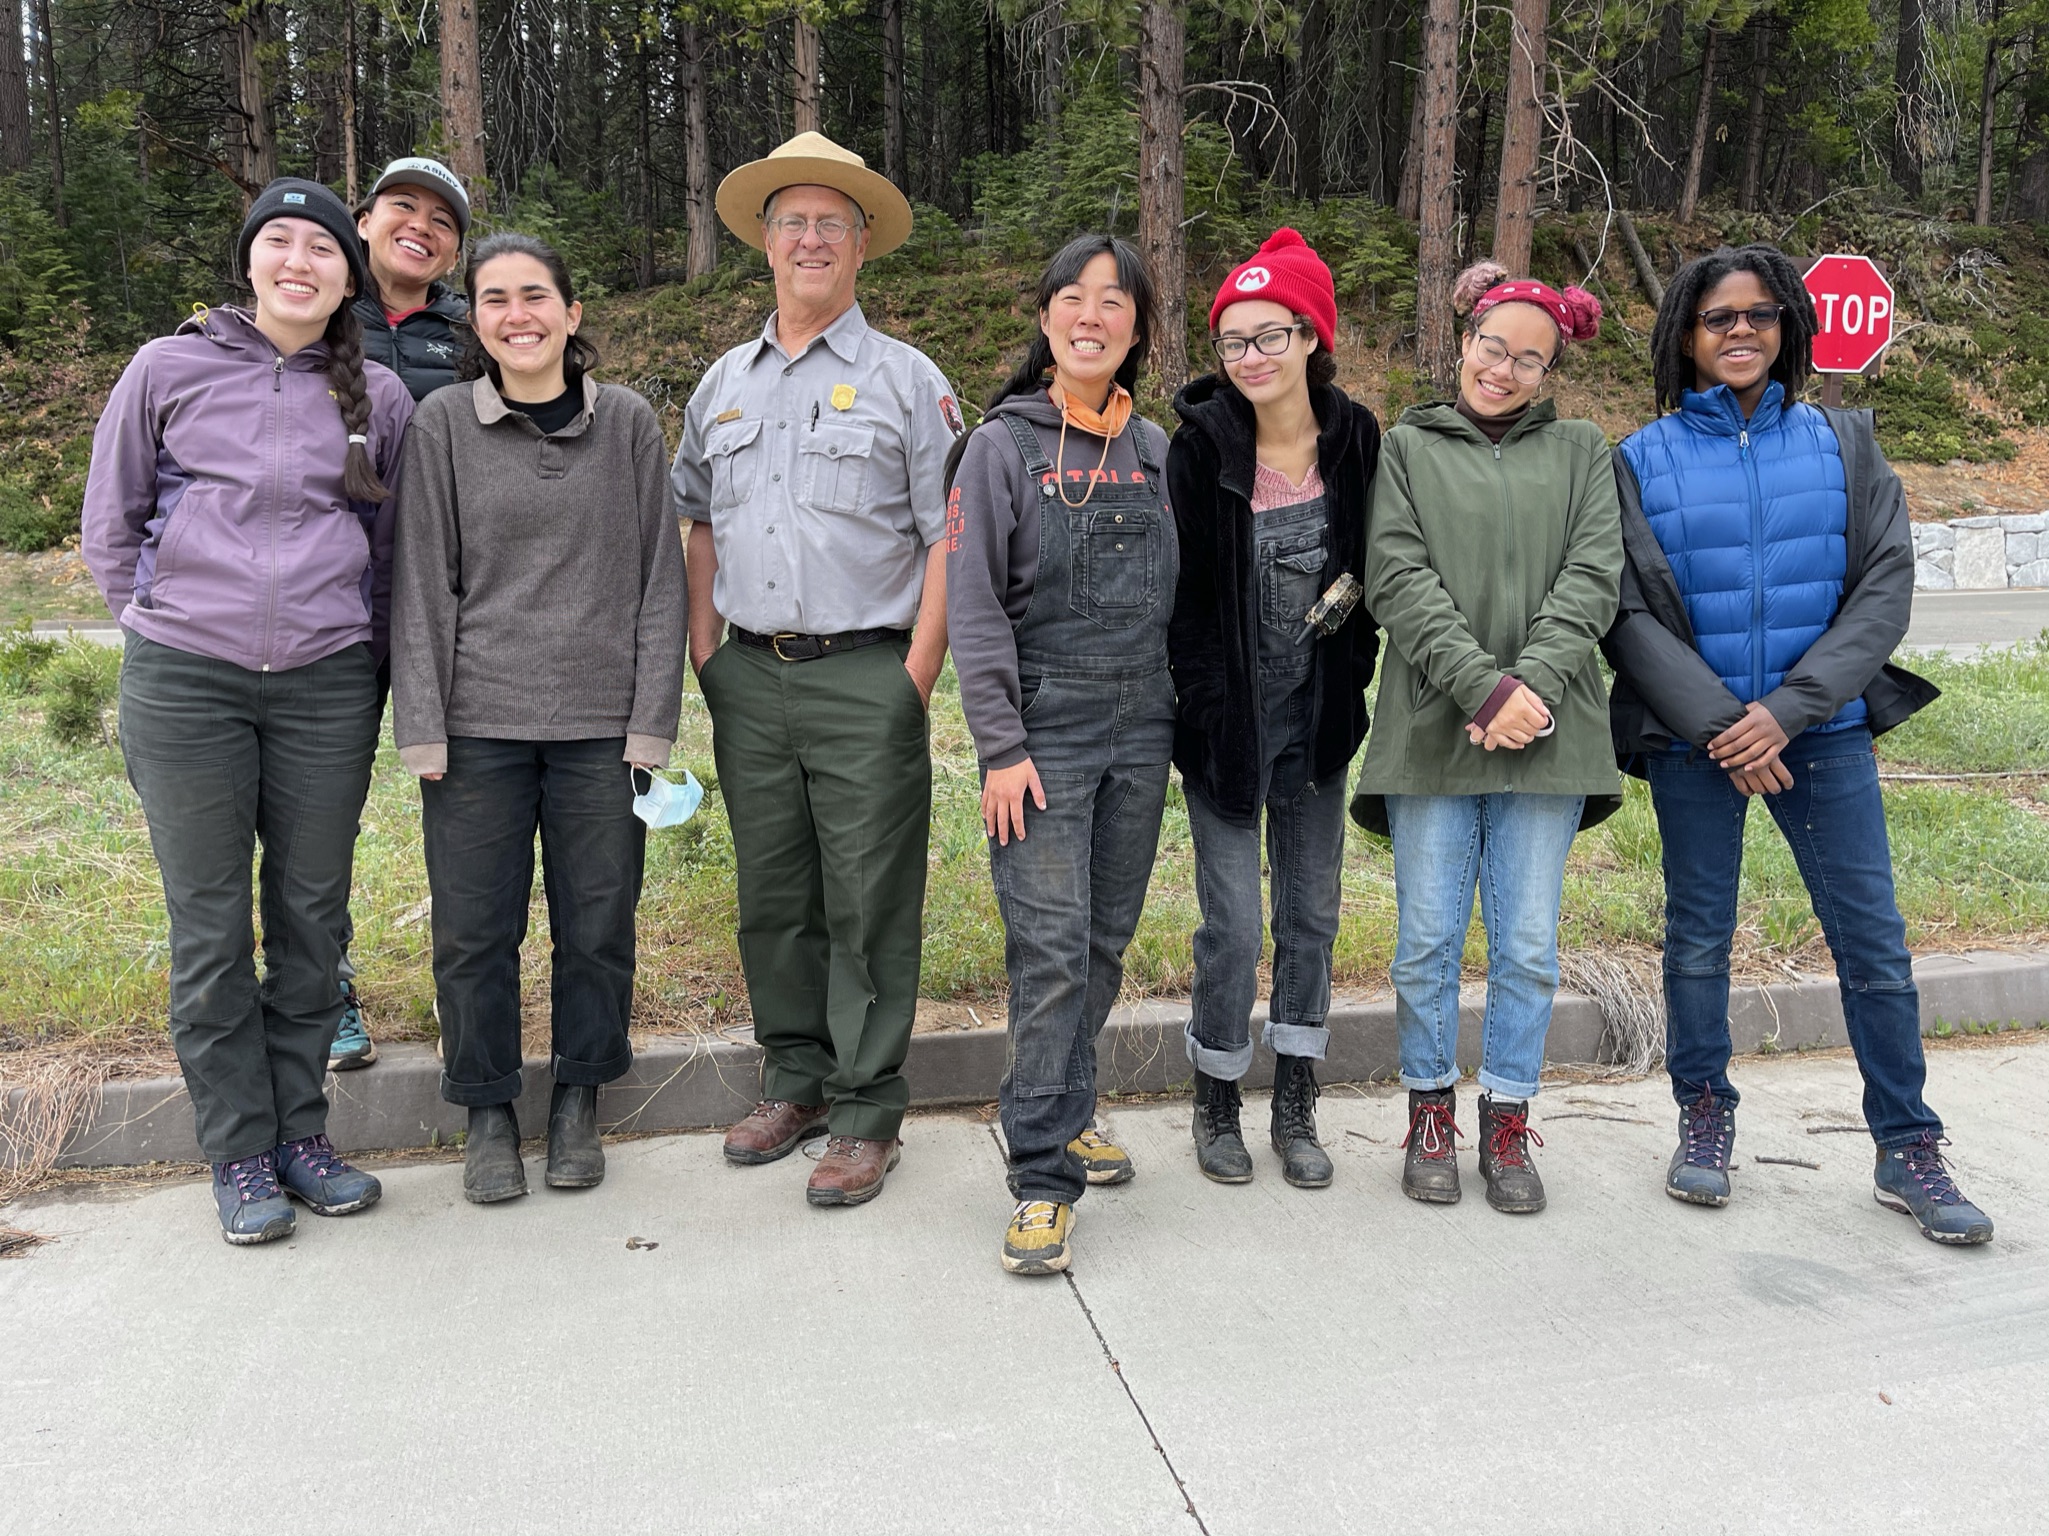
top-left (1804, 253), bottom-right (1895, 374)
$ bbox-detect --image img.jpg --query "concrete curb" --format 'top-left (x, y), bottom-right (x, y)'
top-left (12, 947), bottom-right (2047, 1170)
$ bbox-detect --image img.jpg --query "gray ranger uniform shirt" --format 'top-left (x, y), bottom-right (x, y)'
top-left (672, 304), bottom-right (960, 634)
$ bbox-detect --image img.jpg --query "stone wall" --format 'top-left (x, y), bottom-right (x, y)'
top-left (1912, 513), bottom-right (2048, 589)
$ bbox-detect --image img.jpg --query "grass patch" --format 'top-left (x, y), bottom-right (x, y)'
top-left (2, 643), bottom-right (2047, 1052)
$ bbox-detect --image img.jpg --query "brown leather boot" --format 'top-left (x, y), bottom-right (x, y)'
top-left (723, 1099), bottom-right (829, 1166)
top-left (805, 1135), bottom-right (902, 1207)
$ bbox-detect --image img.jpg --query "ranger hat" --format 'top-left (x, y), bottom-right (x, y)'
top-left (715, 132), bottom-right (913, 258)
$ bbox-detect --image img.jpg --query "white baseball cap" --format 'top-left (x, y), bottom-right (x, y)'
top-left (366, 157), bottom-right (471, 236)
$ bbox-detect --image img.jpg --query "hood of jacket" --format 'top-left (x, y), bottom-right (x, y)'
top-left (1171, 373), bottom-right (1358, 498)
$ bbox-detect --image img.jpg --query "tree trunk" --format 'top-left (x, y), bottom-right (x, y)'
top-left (1892, 0), bottom-right (1925, 197)
top-left (1296, 0), bottom-right (1332, 200)
top-left (440, 0), bottom-right (487, 210)
top-left (683, 19), bottom-right (714, 277)
top-left (1616, 208), bottom-right (1664, 305)
top-left (32, 0), bottom-right (60, 221)
top-left (1975, 0), bottom-right (2001, 227)
top-left (1396, 46), bottom-right (1428, 223)
top-left (1738, 16), bottom-right (1770, 211)
top-left (224, 3), bottom-right (277, 201)
top-left (2015, 25), bottom-right (2049, 221)
top-left (1415, 0), bottom-right (1461, 393)
top-left (1492, 0), bottom-right (1548, 276)
top-left (0, 0), bottom-right (30, 173)
top-left (883, 0), bottom-right (905, 183)
top-left (1138, 0), bottom-right (1187, 393)
top-left (341, 0), bottom-right (360, 203)
top-left (1040, 1), bottom-right (1063, 146)
top-left (361, 1), bottom-right (382, 170)
top-left (1676, 23), bottom-right (1719, 223)
top-left (635, 38), bottom-right (655, 287)
top-left (793, 15), bottom-right (821, 134)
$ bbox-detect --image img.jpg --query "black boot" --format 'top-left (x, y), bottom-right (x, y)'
top-left (463, 1103), bottom-right (528, 1204)
top-left (1399, 1087), bottom-right (1462, 1204)
top-left (1269, 1055), bottom-right (1334, 1189)
top-left (1192, 1071), bottom-right (1254, 1183)
top-left (1477, 1093), bottom-right (1547, 1214)
top-left (546, 1082), bottom-right (605, 1189)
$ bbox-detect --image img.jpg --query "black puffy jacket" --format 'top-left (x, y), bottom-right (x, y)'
top-left (352, 284), bottom-right (469, 402)
top-left (1166, 375), bottom-right (1382, 826)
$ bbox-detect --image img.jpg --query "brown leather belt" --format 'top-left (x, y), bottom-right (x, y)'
top-left (732, 626), bottom-right (910, 662)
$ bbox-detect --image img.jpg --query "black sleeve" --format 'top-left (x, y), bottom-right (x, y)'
top-left (1166, 430), bottom-right (1227, 732)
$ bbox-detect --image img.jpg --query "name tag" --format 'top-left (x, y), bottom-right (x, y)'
top-left (715, 408), bottom-right (743, 425)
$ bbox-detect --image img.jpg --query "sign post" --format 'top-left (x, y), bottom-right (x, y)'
top-left (1802, 254), bottom-right (1896, 407)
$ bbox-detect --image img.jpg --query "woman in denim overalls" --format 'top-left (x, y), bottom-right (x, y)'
top-left (944, 235), bottom-right (1175, 1276)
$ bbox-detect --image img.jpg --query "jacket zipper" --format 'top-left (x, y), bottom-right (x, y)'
top-left (263, 354), bottom-right (284, 671)
top-left (1493, 440), bottom-right (1521, 660)
top-left (1739, 424), bottom-right (1764, 701)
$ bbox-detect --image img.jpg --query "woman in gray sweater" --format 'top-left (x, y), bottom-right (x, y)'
top-left (391, 233), bottom-right (687, 1204)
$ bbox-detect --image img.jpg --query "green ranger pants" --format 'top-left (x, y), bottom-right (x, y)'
top-left (698, 635), bottom-right (931, 1140)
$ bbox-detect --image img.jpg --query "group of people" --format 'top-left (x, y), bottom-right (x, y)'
top-left (80, 130), bottom-right (1994, 1270)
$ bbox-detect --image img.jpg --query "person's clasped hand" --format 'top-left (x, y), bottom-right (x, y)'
top-left (1709, 700), bottom-right (1792, 796)
top-left (1465, 684), bottom-right (1551, 751)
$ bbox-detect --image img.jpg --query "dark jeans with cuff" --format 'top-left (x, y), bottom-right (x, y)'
top-left (118, 633), bottom-right (379, 1164)
top-left (422, 736), bottom-right (643, 1107)
top-left (1645, 727), bottom-right (1940, 1147)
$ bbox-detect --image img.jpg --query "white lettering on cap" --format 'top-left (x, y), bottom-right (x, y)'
top-left (1235, 266), bottom-right (1271, 293)
top-left (282, 192), bottom-right (307, 204)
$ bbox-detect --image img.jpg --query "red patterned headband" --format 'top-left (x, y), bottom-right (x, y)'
top-left (1471, 280), bottom-right (1603, 342)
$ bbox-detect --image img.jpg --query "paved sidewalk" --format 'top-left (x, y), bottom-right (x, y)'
top-left (4, 1041), bottom-right (2044, 1535)
top-left (1902, 586), bottom-right (2049, 656)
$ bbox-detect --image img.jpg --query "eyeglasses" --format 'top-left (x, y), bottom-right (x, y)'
top-left (1470, 331), bottom-right (1551, 385)
top-left (766, 214), bottom-right (858, 245)
top-left (1696, 303), bottom-right (1785, 334)
top-left (1211, 325), bottom-right (1304, 363)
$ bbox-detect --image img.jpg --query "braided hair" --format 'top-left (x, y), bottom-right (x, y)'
top-left (323, 295), bottom-right (393, 503)
top-left (1651, 243), bottom-right (1817, 414)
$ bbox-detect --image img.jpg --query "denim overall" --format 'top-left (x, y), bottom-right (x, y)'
top-left (991, 411), bottom-right (1178, 1205)
top-left (1184, 492), bottom-right (1349, 1080)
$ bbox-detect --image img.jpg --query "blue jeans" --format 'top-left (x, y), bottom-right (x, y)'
top-left (1645, 728), bottom-right (1940, 1148)
top-left (1183, 773), bottom-right (1348, 1079)
top-left (1386, 793), bottom-right (1584, 1101)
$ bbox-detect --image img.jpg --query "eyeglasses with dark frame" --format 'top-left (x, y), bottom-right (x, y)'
top-left (1469, 330), bottom-right (1552, 385)
top-left (765, 214), bottom-right (858, 245)
top-left (1211, 324), bottom-right (1307, 363)
top-left (1695, 303), bottom-right (1785, 335)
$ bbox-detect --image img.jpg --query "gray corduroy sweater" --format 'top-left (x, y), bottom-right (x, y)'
top-left (391, 373), bottom-right (688, 774)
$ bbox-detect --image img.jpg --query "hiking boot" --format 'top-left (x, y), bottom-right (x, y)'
top-left (1477, 1093), bottom-right (1547, 1214)
top-left (1269, 1054), bottom-right (1334, 1189)
top-left (1874, 1134), bottom-right (1994, 1245)
top-left (328, 979), bottom-right (377, 1070)
top-left (1666, 1089), bottom-right (1736, 1207)
top-left (1399, 1087), bottom-right (1462, 1204)
top-left (1069, 1127), bottom-right (1134, 1186)
top-left (1192, 1071), bottom-right (1254, 1184)
top-left (723, 1098), bottom-right (830, 1166)
top-left (212, 1151), bottom-right (295, 1246)
top-left (463, 1103), bottom-right (528, 1204)
top-left (1001, 1199), bottom-right (1074, 1276)
top-left (545, 1083), bottom-right (605, 1189)
top-left (275, 1133), bottom-right (382, 1216)
top-left (806, 1136), bottom-right (901, 1207)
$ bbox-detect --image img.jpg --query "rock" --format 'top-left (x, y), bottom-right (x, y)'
top-left (2009, 559), bottom-right (2049, 589)
top-left (1951, 515), bottom-right (2004, 528)
top-left (2007, 533), bottom-right (2039, 566)
top-left (1915, 559), bottom-right (1957, 590)
top-left (1997, 513), bottom-right (2046, 532)
top-left (1952, 526), bottom-right (2009, 588)
top-left (1926, 548), bottom-right (1953, 571)
top-left (1916, 524), bottom-right (1957, 550)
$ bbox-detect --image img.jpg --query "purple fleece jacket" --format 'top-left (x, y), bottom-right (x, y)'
top-left (81, 305), bottom-right (414, 671)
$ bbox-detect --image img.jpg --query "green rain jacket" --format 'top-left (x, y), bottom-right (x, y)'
top-left (1351, 398), bottom-right (1624, 834)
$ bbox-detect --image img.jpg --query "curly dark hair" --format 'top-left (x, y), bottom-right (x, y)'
top-left (1651, 243), bottom-right (1816, 414)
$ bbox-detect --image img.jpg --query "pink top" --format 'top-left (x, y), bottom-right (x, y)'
top-left (1250, 460), bottom-right (1324, 513)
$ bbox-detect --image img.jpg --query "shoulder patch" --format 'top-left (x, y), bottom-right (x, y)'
top-left (938, 394), bottom-right (964, 438)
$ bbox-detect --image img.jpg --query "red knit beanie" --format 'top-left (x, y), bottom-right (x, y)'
top-left (1210, 228), bottom-right (1338, 352)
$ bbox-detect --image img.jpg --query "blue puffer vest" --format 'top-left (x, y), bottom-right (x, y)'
top-left (1618, 381), bottom-right (1865, 731)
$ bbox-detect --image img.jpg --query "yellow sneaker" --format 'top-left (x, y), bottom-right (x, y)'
top-left (1001, 1200), bottom-right (1074, 1275)
top-left (1069, 1127), bottom-right (1135, 1186)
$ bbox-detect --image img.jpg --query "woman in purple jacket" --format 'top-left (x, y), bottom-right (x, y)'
top-left (81, 179), bottom-right (414, 1246)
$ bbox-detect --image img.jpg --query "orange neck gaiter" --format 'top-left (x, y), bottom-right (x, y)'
top-left (1052, 382), bottom-right (1133, 440)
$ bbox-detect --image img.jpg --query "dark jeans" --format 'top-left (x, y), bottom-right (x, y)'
top-left (422, 736), bottom-right (644, 1106)
top-left (118, 634), bottom-right (379, 1163)
top-left (991, 671), bottom-right (1173, 1206)
top-left (1183, 772), bottom-right (1348, 1079)
top-left (1645, 727), bottom-right (1940, 1148)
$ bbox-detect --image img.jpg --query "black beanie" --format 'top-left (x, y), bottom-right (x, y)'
top-left (236, 178), bottom-right (369, 299)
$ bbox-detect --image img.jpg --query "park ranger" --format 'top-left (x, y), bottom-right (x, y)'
top-left (673, 132), bottom-right (961, 1209)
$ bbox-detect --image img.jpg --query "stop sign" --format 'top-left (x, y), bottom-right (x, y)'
top-left (1803, 254), bottom-right (1894, 374)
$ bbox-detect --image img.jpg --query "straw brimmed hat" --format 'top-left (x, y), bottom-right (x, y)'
top-left (715, 132), bottom-right (913, 257)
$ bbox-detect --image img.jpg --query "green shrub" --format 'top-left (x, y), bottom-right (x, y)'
top-left (1855, 362), bottom-right (2014, 463)
top-left (0, 619), bottom-right (59, 693)
top-left (41, 639), bottom-right (119, 748)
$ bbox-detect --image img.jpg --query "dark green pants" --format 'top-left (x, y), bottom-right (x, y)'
top-left (698, 636), bottom-right (931, 1140)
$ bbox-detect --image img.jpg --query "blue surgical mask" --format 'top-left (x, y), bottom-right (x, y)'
top-left (631, 767), bottom-right (704, 829)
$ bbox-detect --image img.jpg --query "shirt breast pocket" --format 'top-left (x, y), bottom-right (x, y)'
top-left (798, 422), bottom-right (875, 514)
top-left (703, 418), bottom-right (763, 511)
top-left (1071, 505), bottom-right (1162, 630)
top-left (1261, 538), bottom-right (1328, 635)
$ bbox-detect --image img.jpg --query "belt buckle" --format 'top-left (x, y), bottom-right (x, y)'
top-left (772, 632), bottom-right (803, 662)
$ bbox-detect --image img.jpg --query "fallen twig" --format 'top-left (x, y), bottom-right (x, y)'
top-left (1544, 1112), bottom-right (1656, 1125)
top-left (1805, 1124), bottom-right (1869, 1135)
top-left (0, 1226), bottom-right (51, 1259)
top-left (1343, 1129), bottom-right (1386, 1144)
top-left (1754, 1156), bottom-right (1821, 1170)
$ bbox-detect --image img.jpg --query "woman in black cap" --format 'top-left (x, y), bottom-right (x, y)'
top-left (80, 178), bottom-right (414, 1245)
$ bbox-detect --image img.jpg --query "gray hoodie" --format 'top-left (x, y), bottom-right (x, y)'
top-left (944, 390), bottom-right (1171, 769)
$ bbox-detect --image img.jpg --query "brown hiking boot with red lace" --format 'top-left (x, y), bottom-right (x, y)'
top-left (1400, 1087), bottom-right (1463, 1204)
top-left (1477, 1093), bottom-right (1546, 1214)
top-left (723, 1099), bottom-right (829, 1166)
